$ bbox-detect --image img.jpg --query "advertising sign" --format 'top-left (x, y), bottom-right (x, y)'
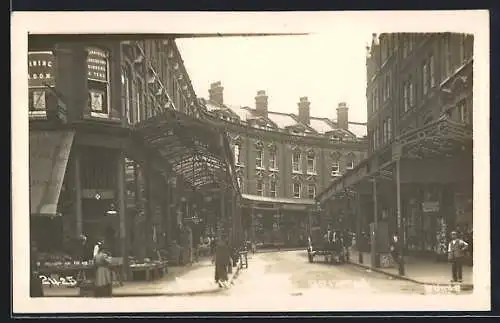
top-left (28, 52), bottom-right (55, 88)
top-left (87, 48), bottom-right (108, 81)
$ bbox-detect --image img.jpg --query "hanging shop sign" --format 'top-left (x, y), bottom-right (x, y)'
top-left (422, 201), bottom-right (440, 213)
top-left (28, 52), bottom-right (55, 88)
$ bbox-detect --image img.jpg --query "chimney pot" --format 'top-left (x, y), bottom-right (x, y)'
top-left (208, 81), bottom-right (224, 106)
top-left (336, 102), bottom-right (349, 130)
top-left (255, 90), bottom-right (268, 117)
top-left (298, 96), bottom-right (311, 125)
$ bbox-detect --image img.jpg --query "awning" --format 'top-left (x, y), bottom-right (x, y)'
top-left (29, 130), bottom-right (74, 215)
top-left (241, 194), bottom-right (316, 206)
top-left (133, 109), bottom-right (237, 191)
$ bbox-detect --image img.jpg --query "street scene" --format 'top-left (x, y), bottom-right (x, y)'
top-left (20, 22), bottom-right (481, 312)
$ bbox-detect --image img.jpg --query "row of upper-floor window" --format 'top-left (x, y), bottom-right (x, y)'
top-left (28, 45), bottom-right (194, 122)
top-left (237, 176), bottom-right (317, 200)
top-left (370, 117), bottom-right (393, 151)
top-left (369, 34), bottom-right (471, 117)
top-left (234, 144), bottom-right (356, 176)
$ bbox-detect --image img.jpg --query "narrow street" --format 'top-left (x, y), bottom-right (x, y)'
top-left (228, 250), bottom-right (426, 297)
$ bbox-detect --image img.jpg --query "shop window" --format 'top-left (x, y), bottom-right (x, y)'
top-left (87, 47), bottom-right (111, 117)
top-left (307, 184), bottom-right (316, 199)
top-left (256, 179), bottom-right (263, 196)
top-left (306, 152), bottom-right (316, 174)
top-left (293, 183), bottom-right (301, 198)
top-left (270, 181), bottom-right (277, 198)
top-left (292, 150), bottom-right (302, 173)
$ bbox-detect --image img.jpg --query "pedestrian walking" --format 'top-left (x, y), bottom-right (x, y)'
top-left (214, 239), bottom-right (231, 288)
top-left (389, 233), bottom-right (400, 266)
top-left (94, 244), bottom-right (113, 297)
top-left (448, 231), bottom-right (469, 283)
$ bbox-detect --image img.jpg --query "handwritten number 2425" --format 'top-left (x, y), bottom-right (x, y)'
top-left (39, 275), bottom-right (77, 286)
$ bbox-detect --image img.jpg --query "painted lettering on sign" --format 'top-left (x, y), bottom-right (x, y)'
top-left (28, 52), bottom-right (55, 88)
top-left (87, 48), bottom-right (108, 82)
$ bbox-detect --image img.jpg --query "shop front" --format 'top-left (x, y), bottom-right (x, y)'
top-left (241, 194), bottom-right (315, 248)
top-left (317, 116), bottom-right (473, 268)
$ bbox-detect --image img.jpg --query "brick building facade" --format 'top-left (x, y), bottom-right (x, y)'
top-left (317, 32), bottom-right (473, 262)
top-left (28, 36), bottom-right (239, 279)
top-left (200, 82), bottom-right (368, 247)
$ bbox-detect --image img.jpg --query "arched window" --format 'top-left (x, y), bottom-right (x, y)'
top-left (292, 149), bottom-right (302, 173)
top-left (87, 47), bottom-right (110, 117)
top-left (121, 67), bottom-right (133, 124)
top-left (346, 153), bottom-right (356, 170)
top-left (234, 143), bottom-right (241, 165)
top-left (306, 150), bottom-right (316, 174)
top-left (331, 152), bottom-right (341, 177)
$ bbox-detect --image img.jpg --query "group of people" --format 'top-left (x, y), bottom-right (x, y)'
top-left (322, 226), bottom-right (353, 261)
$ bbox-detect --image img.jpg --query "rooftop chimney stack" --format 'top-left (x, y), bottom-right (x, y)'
top-left (208, 81), bottom-right (224, 106)
top-left (297, 96), bottom-right (311, 125)
top-left (255, 90), bottom-right (268, 117)
top-left (337, 102), bottom-right (349, 130)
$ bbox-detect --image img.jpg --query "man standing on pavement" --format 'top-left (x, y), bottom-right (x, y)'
top-left (448, 231), bottom-right (469, 283)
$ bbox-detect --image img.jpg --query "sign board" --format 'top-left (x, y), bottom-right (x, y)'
top-left (28, 52), bottom-right (55, 88)
top-left (282, 204), bottom-right (307, 211)
top-left (392, 143), bottom-right (403, 161)
top-left (422, 201), bottom-right (440, 213)
top-left (87, 48), bottom-right (108, 81)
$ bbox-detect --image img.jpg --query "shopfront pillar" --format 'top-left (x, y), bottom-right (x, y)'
top-left (371, 178), bottom-right (379, 268)
top-left (218, 185), bottom-right (225, 241)
top-left (395, 157), bottom-right (405, 275)
top-left (355, 191), bottom-right (363, 263)
top-left (74, 149), bottom-right (83, 237)
top-left (117, 154), bottom-right (129, 280)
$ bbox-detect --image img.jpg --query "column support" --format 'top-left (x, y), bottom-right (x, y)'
top-left (355, 191), bottom-right (363, 263)
top-left (117, 153), bottom-right (129, 280)
top-left (372, 178), bottom-right (379, 268)
top-left (396, 158), bottom-right (405, 276)
top-left (74, 149), bottom-right (83, 237)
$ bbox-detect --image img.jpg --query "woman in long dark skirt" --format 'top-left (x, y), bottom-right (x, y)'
top-left (214, 240), bottom-right (230, 288)
top-left (94, 245), bottom-right (113, 297)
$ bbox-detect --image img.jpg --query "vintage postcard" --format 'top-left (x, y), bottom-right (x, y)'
top-left (11, 10), bottom-right (490, 314)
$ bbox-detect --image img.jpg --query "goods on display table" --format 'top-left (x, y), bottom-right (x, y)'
top-left (36, 254), bottom-right (125, 288)
top-left (128, 257), bottom-right (168, 281)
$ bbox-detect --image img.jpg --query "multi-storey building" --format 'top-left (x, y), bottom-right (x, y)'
top-left (317, 33), bottom-right (473, 263)
top-left (28, 36), bottom-right (239, 279)
top-left (200, 82), bottom-right (368, 247)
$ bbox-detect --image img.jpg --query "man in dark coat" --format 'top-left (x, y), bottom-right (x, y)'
top-left (214, 239), bottom-right (231, 287)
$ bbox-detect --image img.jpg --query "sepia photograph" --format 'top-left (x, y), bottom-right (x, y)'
top-left (11, 11), bottom-right (490, 314)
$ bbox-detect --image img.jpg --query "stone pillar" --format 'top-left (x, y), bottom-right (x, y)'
top-left (116, 154), bottom-right (129, 280)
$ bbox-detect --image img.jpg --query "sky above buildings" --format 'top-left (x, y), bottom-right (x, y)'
top-left (177, 32), bottom-right (373, 124)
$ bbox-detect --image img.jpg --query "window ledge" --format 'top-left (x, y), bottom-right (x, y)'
top-left (306, 171), bottom-right (317, 176)
top-left (85, 113), bottom-right (122, 123)
top-left (292, 170), bottom-right (303, 175)
top-left (256, 166), bottom-right (265, 171)
top-left (269, 168), bottom-right (279, 172)
top-left (235, 163), bottom-right (245, 168)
